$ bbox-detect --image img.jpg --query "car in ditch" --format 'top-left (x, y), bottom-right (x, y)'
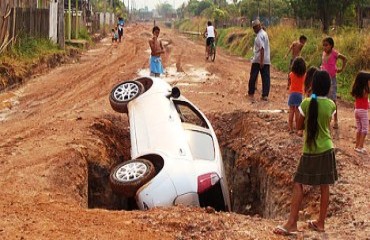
top-left (108, 76), bottom-right (231, 211)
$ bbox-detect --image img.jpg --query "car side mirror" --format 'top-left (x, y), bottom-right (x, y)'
top-left (168, 87), bottom-right (180, 99)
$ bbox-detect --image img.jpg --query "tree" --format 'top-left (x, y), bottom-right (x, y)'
top-left (156, 3), bottom-right (174, 18)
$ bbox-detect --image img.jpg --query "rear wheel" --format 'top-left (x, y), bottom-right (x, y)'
top-left (210, 44), bottom-right (216, 62)
top-left (110, 159), bottom-right (156, 198)
top-left (109, 80), bottom-right (144, 113)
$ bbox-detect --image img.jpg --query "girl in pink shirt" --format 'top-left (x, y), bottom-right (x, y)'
top-left (321, 37), bottom-right (347, 129)
top-left (351, 71), bottom-right (370, 155)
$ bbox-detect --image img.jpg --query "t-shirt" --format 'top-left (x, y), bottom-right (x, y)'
top-left (252, 29), bottom-right (270, 64)
top-left (298, 97), bottom-right (336, 154)
top-left (321, 49), bottom-right (339, 78)
top-left (355, 94), bottom-right (369, 109)
top-left (206, 26), bottom-right (215, 38)
top-left (289, 72), bottom-right (305, 94)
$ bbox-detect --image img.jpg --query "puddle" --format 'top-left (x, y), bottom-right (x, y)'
top-left (137, 63), bottom-right (217, 85)
top-left (0, 91), bottom-right (21, 121)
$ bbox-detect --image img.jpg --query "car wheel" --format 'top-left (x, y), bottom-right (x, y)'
top-left (109, 80), bottom-right (144, 113)
top-left (110, 159), bottom-right (156, 197)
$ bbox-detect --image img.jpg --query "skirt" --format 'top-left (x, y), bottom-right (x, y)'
top-left (294, 149), bottom-right (338, 185)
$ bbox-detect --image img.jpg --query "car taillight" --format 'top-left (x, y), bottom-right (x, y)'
top-left (197, 172), bottom-right (220, 193)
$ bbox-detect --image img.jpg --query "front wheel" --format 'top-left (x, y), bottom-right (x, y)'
top-left (109, 80), bottom-right (144, 113)
top-left (210, 44), bottom-right (216, 62)
top-left (110, 159), bottom-right (156, 198)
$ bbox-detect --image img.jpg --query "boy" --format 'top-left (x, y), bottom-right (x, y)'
top-left (148, 26), bottom-right (165, 77)
top-left (203, 21), bottom-right (217, 60)
top-left (285, 35), bottom-right (307, 68)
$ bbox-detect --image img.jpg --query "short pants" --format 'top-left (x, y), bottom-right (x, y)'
top-left (288, 92), bottom-right (303, 107)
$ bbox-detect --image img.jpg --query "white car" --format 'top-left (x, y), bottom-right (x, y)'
top-left (109, 77), bottom-right (231, 211)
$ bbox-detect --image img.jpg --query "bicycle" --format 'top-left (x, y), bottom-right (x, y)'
top-left (203, 33), bottom-right (216, 62)
top-left (208, 39), bottom-right (216, 62)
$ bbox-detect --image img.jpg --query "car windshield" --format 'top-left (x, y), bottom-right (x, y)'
top-left (185, 130), bottom-right (215, 160)
top-left (174, 101), bottom-right (209, 129)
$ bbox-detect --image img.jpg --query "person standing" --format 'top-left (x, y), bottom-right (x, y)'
top-left (351, 71), bottom-right (370, 154)
top-left (148, 26), bottom-right (165, 77)
top-left (117, 17), bottom-right (125, 43)
top-left (320, 37), bottom-right (347, 129)
top-left (287, 57), bottom-right (306, 134)
top-left (248, 19), bottom-right (271, 101)
top-left (273, 70), bottom-right (338, 236)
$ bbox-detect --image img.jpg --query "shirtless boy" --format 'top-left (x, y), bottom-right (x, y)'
top-left (148, 26), bottom-right (165, 77)
top-left (285, 35), bottom-right (307, 68)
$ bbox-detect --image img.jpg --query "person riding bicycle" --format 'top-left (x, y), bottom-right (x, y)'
top-left (203, 21), bottom-right (217, 60)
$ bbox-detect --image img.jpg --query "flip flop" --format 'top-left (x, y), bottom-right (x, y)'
top-left (307, 220), bottom-right (325, 232)
top-left (273, 225), bottom-right (298, 236)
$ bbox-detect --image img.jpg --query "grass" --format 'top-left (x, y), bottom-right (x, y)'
top-left (176, 19), bottom-right (370, 102)
top-left (0, 36), bottom-right (63, 79)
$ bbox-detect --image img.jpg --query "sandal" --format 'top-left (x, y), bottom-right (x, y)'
top-left (307, 220), bottom-right (325, 232)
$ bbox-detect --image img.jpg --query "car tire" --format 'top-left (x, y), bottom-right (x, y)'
top-left (109, 80), bottom-right (144, 113)
top-left (110, 159), bottom-right (156, 197)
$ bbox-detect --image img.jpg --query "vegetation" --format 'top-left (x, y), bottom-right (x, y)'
top-left (177, 19), bottom-right (369, 101)
top-left (175, 0), bottom-right (368, 32)
top-left (0, 36), bottom-right (63, 77)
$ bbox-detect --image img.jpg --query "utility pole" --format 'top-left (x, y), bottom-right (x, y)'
top-left (75, 0), bottom-right (79, 39)
top-left (109, 0), bottom-right (113, 28)
top-left (57, 0), bottom-right (65, 48)
top-left (68, 0), bottom-right (71, 40)
top-left (103, 0), bottom-right (107, 35)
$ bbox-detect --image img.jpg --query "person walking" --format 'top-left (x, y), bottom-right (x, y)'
top-left (285, 35), bottom-right (307, 69)
top-left (273, 70), bottom-right (338, 236)
top-left (351, 71), bottom-right (370, 155)
top-left (117, 17), bottom-right (125, 43)
top-left (247, 19), bottom-right (271, 102)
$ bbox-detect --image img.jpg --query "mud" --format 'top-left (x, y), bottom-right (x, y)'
top-left (0, 23), bottom-right (368, 240)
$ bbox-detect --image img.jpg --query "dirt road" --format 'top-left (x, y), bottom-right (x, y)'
top-left (0, 24), bottom-right (368, 239)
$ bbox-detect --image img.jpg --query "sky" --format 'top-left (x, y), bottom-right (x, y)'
top-left (125, 0), bottom-right (233, 11)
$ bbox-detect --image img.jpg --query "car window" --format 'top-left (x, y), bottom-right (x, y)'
top-left (174, 101), bottom-right (209, 129)
top-left (185, 130), bottom-right (215, 160)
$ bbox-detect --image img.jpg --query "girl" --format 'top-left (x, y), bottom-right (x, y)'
top-left (287, 57), bottom-right (306, 134)
top-left (304, 66), bottom-right (318, 97)
top-left (320, 37), bottom-right (347, 129)
top-left (351, 71), bottom-right (370, 154)
top-left (274, 70), bottom-right (337, 236)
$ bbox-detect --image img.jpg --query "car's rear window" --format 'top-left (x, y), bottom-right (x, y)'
top-left (185, 130), bottom-right (215, 160)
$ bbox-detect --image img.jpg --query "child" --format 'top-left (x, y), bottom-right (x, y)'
top-left (117, 17), bottom-right (124, 42)
top-left (111, 28), bottom-right (118, 43)
top-left (287, 57), bottom-right (306, 134)
top-left (285, 35), bottom-right (307, 68)
top-left (148, 26), bottom-right (165, 77)
top-left (320, 37), bottom-right (347, 129)
top-left (304, 66), bottom-right (318, 97)
top-left (203, 21), bottom-right (217, 60)
top-left (273, 70), bottom-right (337, 236)
top-left (351, 71), bottom-right (370, 154)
